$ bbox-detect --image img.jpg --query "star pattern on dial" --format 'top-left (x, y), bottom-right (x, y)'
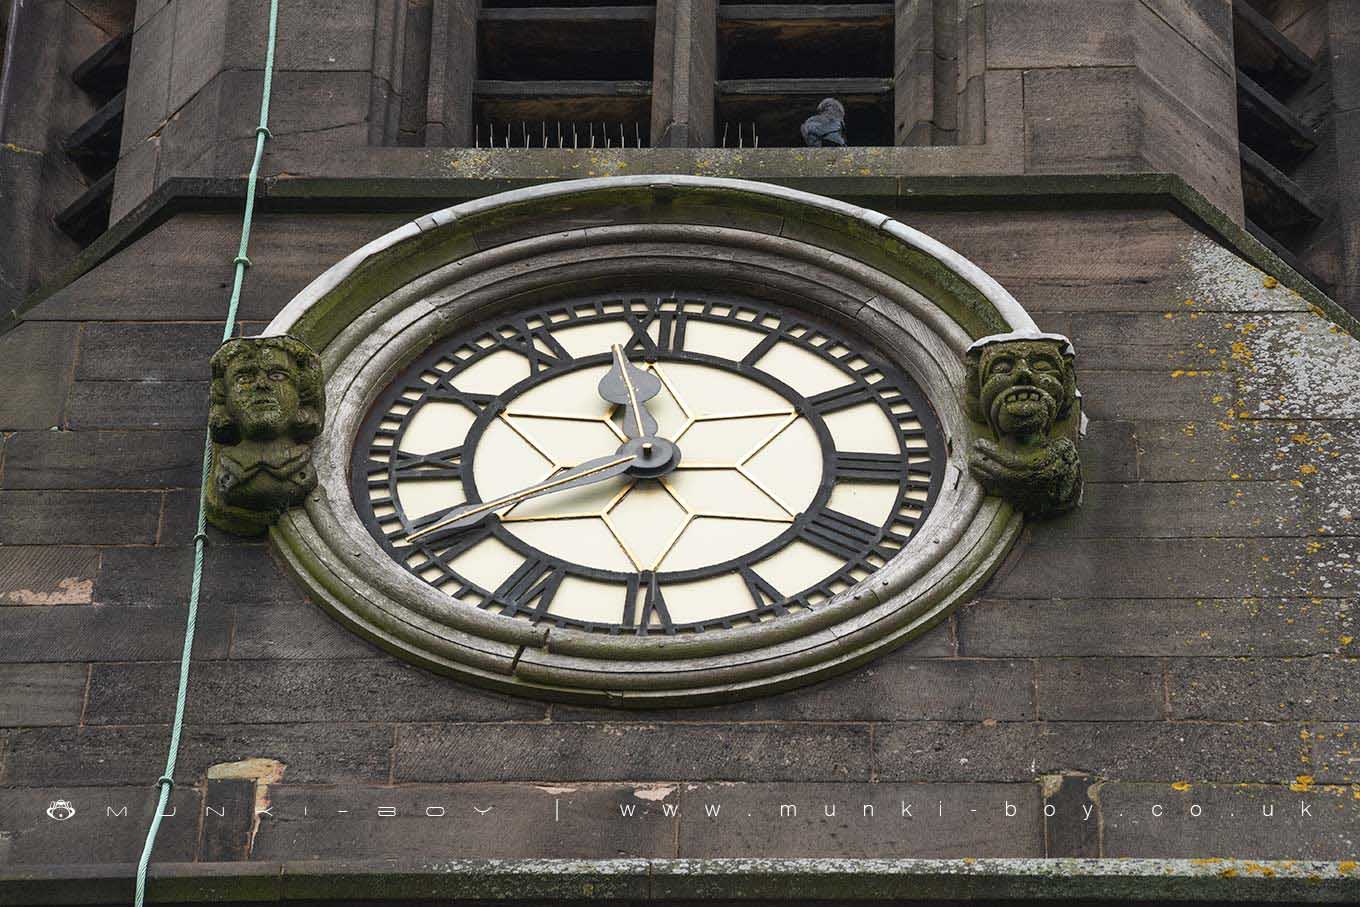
top-left (495, 362), bottom-right (805, 572)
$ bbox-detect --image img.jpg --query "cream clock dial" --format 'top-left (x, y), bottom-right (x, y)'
top-left (352, 292), bottom-right (944, 634)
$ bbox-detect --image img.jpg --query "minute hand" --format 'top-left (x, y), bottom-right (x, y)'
top-left (406, 451), bottom-right (636, 541)
top-left (598, 344), bottom-right (663, 439)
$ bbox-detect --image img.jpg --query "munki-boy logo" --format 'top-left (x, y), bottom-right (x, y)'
top-left (46, 800), bottom-right (75, 821)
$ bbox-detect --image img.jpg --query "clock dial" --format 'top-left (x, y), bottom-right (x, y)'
top-left (352, 293), bottom-right (944, 634)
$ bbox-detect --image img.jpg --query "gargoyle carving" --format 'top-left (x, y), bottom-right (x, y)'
top-left (206, 335), bottom-right (325, 536)
top-left (964, 332), bottom-right (1082, 518)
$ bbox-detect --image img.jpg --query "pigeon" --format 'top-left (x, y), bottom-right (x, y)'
top-left (801, 98), bottom-right (847, 147)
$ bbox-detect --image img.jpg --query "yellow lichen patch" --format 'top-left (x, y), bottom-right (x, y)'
top-left (1263, 275), bottom-right (1279, 289)
top-left (1339, 860), bottom-right (1357, 873)
top-left (1341, 636), bottom-right (1354, 646)
top-left (1291, 433), bottom-right (1311, 444)
top-left (1164, 312), bottom-right (1176, 320)
top-left (1300, 464), bottom-right (1318, 475)
top-left (1289, 775), bottom-right (1314, 792)
top-left (1171, 781), bottom-right (1191, 791)
top-left (1183, 298), bottom-right (1197, 306)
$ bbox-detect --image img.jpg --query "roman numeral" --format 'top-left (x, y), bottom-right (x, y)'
top-left (834, 451), bottom-right (905, 482)
top-left (495, 555), bottom-right (563, 619)
top-left (798, 508), bottom-right (882, 561)
top-left (401, 506), bottom-right (492, 548)
top-left (382, 446), bottom-right (464, 483)
top-left (622, 310), bottom-right (685, 360)
top-left (634, 571), bottom-right (675, 634)
top-left (740, 324), bottom-right (786, 367)
top-left (739, 566), bottom-right (786, 613)
top-left (808, 383), bottom-right (875, 415)
top-left (505, 323), bottom-right (574, 375)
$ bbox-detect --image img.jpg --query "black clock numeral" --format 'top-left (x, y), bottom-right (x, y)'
top-left (495, 555), bottom-right (564, 619)
top-left (622, 310), bottom-right (686, 360)
top-left (386, 445), bottom-right (464, 482)
top-left (834, 451), bottom-right (905, 482)
top-left (799, 508), bottom-right (882, 561)
top-left (634, 571), bottom-right (675, 634)
top-left (740, 323), bottom-right (786, 367)
top-left (739, 566), bottom-right (786, 612)
top-left (808, 383), bottom-right (875, 415)
top-left (506, 324), bottom-right (574, 375)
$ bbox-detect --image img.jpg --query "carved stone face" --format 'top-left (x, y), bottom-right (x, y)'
top-left (976, 340), bottom-right (1069, 440)
top-left (223, 346), bottom-right (304, 441)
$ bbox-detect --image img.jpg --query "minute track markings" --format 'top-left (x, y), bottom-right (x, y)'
top-left (352, 292), bottom-right (945, 634)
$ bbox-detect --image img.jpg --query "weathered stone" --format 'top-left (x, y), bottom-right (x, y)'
top-left (964, 333), bottom-right (1082, 517)
top-left (0, 430), bottom-right (204, 490)
top-left (958, 597), bottom-right (1358, 658)
top-left (83, 659), bottom-right (546, 726)
top-left (0, 603), bottom-right (232, 662)
top-left (77, 323), bottom-right (239, 381)
top-left (1167, 656), bottom-right (1360, 721)
top-left (0, 546), bottom-right (99, 606)
top-left (554, 653), bottom-right (1030, 723)
top-left (874, 720), bottom-right (1307, 783)
top-left (394, 723), bottom-right (873, 783)
top-left (66, 381), bottom-right (209, 430)
top-left (1035, 658), bottom-right (1164, 721)
top-left (205, 335), bottom-right (325, 536)
top-left (0, 490), bottom-right (162, 546)
top-left (675, 782), bottom-right (1045, 858)
top-left (0, 322), bottom-right (79, 430)
top-left (1099, 782), bottom-right (1360, 859)
top-left (95, 544), bottom-right (301, 607)
top-left (0, 786), bottom-right (200, 865)
top-left (252, 783), bottom-right (680, 861)
top-left (0, 664), bottom-right (88, 727)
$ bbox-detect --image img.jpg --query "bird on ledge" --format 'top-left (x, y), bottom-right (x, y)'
top-left (801, 97), bottom-right (847, 147)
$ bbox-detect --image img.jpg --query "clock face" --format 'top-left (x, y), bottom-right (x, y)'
top-left (351, 293), bottom-right (944, 634)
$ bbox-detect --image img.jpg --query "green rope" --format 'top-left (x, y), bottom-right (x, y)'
top-left (133, 2), bottom-right (281, 903)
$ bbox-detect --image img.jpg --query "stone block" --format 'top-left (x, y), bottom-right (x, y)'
top-left (986, 0), bottom-right (1134, 68)
top-left (0, 786), bottom-right (200, 864)
top-left (1309, 722), bottom-right (1358, 783)
top-left (77, 320), bottom-right (233, 380)
top-left (66, 381), bottom-right (209, 430)
top-left (251, 783), bottom-right (680, 860)
top-left (0, 603), bottom-right (232, 663)
top-left (4, 723), bottom-right (392, 787)
top-left (675, 782), bottom-right (1045, 858)
top-left (121, 1), bottom-right (175, 149)
top-left (1024, 67), bottom-right (1140, 173)
top-left (394, 723), bottom-right (873, 783)
top-left (1099, 781), bottom-right (1360, 859)
top-left (1, 430), bottom-right (205, 490)
top-left (555, 652), bottom-right (1030, 723)
top-left (224, 0), bottom-right (376, 72)
top-left (958, 598), bottom-right (1358, 658)
top-left (0, 664), bottom-right (88, 727)
top-left (0, 490), bottom-right (163, 546)
top-left (83, 659), bottom-right (546, 725)
top-left (1139, 0), bottom-right (1234, 76)
top-left (988, 537), bottom-right (1360, 600)
top-left (1077, 421), bottom-right (1139, 482)
top-left (0, 546), bottom-right (99, 606)
top-left (167, 0), bottom-right (230, 116)
top-left (95, 544), bottom-right (303, 607)
top-left (1168, 656), bottom-right (1360, 721)
top-left (0, 322), bottom-right (79, 430)
top-left (230, 599), bottom-right (385, 660)
top-left (1035, 658), bottom-right (1165, 720)
top-left (874, 720), bottom-right (1306, 782)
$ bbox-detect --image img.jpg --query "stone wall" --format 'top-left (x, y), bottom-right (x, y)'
top-left (3, 200), bottom-right (1357, 866)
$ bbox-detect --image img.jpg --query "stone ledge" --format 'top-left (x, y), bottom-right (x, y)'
top-left (2, 858), bottom-right (1358, 904)
top-left (6, 172), bottom-right (1355, 343)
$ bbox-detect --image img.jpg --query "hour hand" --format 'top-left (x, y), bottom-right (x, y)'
top-left (405, 451), bottom-right (636, 542)
top-left (598, 343), bottom-right (663, 439)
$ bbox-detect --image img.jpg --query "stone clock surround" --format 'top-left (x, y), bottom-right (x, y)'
top-left (265, 175), bottom-right (1068, 705)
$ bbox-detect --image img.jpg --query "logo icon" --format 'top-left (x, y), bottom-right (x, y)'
top-left (46, 800), bottom-right (75, 821)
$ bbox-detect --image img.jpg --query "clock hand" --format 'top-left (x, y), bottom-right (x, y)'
top-left (598, 343), bottom-right (663, 440)
top-left (406, 451), bottom-right (637, 541)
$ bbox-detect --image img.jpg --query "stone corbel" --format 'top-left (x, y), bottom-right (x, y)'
top-left (963, 330), bottom-right (1083, 518)
top-left (206, 335), bottom-right (326, 536)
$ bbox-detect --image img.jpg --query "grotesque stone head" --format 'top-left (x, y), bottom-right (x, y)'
top-left (966, 335), bottom-right (1076, 442)
top-left (210, 336), bottom-right (324, 445)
